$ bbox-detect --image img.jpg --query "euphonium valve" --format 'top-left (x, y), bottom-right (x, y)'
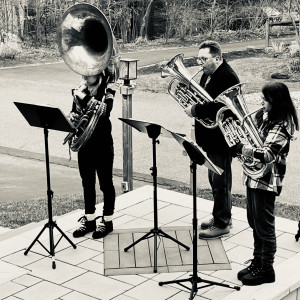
top-left (162, 54), bottom-right (217, 129)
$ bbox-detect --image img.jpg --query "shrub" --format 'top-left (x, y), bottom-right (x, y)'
top-left (288, 41), bottom-right (300, 58)
top-left (0, 31), bottom-right (22, 59)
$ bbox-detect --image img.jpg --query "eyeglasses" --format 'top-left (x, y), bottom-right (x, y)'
top-left (197, 57), bottom-right (209, 64)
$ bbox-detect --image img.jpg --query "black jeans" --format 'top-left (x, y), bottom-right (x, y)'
top-left (78, 145), bottom-right (115, 217)
top-left (207, 151), bottom-right (232, 228)
top-left (247, 187), bottom-right (276, 266)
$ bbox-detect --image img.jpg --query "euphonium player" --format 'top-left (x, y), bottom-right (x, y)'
top-left (232, 82), bottom-right (299, 286)
top-left (184, 40), bottom-right (240, 239)
top-left (69, 70), bottom-right (116, 239)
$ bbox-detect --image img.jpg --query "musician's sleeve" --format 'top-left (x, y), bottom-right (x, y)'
top-left (241, 123), bottom-right (289, 163)
top-left (192, 102), bottom-right (223, 119)
top-left (104, 87), bottom-right (116, 114)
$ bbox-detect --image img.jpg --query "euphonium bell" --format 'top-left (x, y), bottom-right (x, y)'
top-left (215, 83), bottom-right (272, 178)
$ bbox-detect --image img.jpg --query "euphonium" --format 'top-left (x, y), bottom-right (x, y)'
top-left (161, 54), bottom-right (217, 129)
top-left (215, 83), bottom-right (272, 178)
top-left (57, 3), bottom-right (119, 152)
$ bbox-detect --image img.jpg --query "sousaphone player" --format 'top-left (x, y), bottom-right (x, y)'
top-left (57, 3), bottom-right (119, 239)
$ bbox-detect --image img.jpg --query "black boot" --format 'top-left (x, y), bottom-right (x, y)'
top-left (242, 264), bottom-right (275, 286)
top-left (92, 217), bottom-right (113, 239)
top-left (73, 215), bottom-right (96, 238)
top-left (237, 257), bottom-right (261, 280)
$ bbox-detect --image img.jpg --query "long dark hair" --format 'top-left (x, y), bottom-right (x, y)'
top-left (262, 82), bottom-right (299, 131)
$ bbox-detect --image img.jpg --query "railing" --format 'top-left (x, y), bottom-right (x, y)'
top-left (265, 18), bottom-right (299, 47)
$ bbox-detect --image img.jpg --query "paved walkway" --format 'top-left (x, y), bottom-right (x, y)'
top-left (1, 186), bottom-right (300, 300)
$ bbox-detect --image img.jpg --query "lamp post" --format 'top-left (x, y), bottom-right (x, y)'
top-left (119, 58), bottom-right (138, 193)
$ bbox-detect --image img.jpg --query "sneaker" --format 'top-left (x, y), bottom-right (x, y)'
top-left (201, 218), bottom-right (233, 230)
top-left (92, 217), bottom-right (113, 239)
top-left (198, 224), bottom-right (230, 240)
top-left (73, 215), bottom-right (96, 238)
top-left (241, 264), bottom-right (275, 286)
top-left (237, 258), bottom-right (261, 280)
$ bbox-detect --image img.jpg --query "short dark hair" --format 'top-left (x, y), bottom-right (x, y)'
top-left (199, 40), bottom-right (222, 58)
top-left (262, 82), bottom-right (299, 130)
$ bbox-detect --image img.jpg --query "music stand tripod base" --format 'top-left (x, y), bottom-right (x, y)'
top-left (14, 102), bottom-right (77, 269)
top-left (158, 132), bottom-right (240, 299)
top-left (119, 118), bottom-right (190, 273)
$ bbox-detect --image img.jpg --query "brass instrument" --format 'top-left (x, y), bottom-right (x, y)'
top-left (215, 83), bottom-right (271, 178)
top-left (57, 3), bottom-right (119, 152)
top-left (161, 54), bottom-right (217, 129)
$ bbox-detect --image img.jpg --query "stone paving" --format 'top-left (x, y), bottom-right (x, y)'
top-left (1, 185), bottom-right (300, 300)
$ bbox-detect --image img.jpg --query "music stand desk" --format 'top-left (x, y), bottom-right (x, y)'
top-left (14, 102), bottom-right (77, 269)
top-left (119, 118), bottom-right (190, 273)
top-left (158, 131), bottom-right (240, 299)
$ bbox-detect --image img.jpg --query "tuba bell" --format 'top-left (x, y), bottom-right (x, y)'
top-left (57, 3), bottom-right (119, 152)
top-left (215, 83), bottom-right (272, 178)
top-left (161, 54), bottom-right (217, 129)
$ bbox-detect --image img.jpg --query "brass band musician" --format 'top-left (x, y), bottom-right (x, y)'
top-left (232, 82), bottom-right (299, 285)
top-left (185, 40), bottom-right (240, 239)
top-left (70, 71), bottom-right (116, 239)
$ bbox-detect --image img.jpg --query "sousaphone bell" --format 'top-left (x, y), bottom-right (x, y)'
top-left (57, 3), bottom-right (120, 151)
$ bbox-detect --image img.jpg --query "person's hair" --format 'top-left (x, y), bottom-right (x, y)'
top-left (262, 82), bottom-right (299, 131)
top-left (199, 40), bottom-right (222, 58)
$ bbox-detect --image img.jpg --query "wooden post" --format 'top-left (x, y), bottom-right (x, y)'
top-left (120, 84), bottom-right (134, 192)
top-left (265, 18), bottom-right (270, 48)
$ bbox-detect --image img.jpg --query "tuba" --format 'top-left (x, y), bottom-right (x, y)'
top-left (215, 83), bottom-right (271, 178)
top-left (57, 3), bottom-right (119, 152)
top-left (161, 54), bottom-right (217, 129)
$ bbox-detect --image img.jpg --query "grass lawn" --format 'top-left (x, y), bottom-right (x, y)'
top-left (1, 42), bottom-right (300, 229)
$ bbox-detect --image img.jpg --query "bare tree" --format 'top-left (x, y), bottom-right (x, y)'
top-left (139, 0), bottom-right (153, 39)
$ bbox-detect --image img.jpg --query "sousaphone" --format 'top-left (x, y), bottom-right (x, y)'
top-left (57, 3), bottom-right (120, 151)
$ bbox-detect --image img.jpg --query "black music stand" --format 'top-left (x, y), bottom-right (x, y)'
top-left (14, 102), bottom-right (77, 269)
top-left (119, 118), bottom-right (190, 273)
top-left (158, 132), bottom-right (240, 299)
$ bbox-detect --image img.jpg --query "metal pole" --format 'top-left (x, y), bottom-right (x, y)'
top-left (121, 83), bottom-right (134, 192)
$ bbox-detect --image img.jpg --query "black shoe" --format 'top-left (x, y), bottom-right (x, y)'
top-left (242, 264), bottom-right (275, 286)
top-left (92, 217), bottom-right (113, 239)
top-left (237, 258), bottom-right (261, 280)
top-left (73, 216), bottom-right (96, 238)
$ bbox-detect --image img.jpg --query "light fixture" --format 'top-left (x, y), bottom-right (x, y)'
top-left (119, 58), bottom-right (138, 84)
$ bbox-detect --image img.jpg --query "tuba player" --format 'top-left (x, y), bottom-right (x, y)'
top-left (69, 70), bottom-right (116, 240)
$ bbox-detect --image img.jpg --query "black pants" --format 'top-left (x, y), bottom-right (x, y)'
top-left (207, 151), bottom-right (232, 228)
top-left (78, 145), bottom-right (115, 217)
top-left (247, 187), bottom-right (276, 266)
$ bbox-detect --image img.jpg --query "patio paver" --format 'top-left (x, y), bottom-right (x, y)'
top-left (0, 185), bottom-right (300, 300)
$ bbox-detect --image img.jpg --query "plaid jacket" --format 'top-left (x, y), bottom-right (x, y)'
top-left (242, 112), bottom-right (295, 195)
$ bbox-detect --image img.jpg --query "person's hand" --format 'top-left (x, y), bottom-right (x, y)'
top-left (184, 105), bottom-right (193, 117)
top-left (73, 84), bottom-right (87, 100)
top-left (68, 112), bottom-right (80, 126)
top-left (88, 98), bottom-right (107, 117)
top-left (230, 142), bottom-right (244, 157)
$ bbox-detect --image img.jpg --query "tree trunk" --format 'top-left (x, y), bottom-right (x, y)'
top-left (12, 0), bottom-right (23, 39)
top-left (139, 0), bottom-right (153, 39)
top-left (210, 0), bottom-right (217, 35)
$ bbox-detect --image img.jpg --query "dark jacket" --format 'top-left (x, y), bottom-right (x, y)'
top-left (192, 59), bottom-right (239, 153)
top-left (71, 74), bottom-right (115, 152)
